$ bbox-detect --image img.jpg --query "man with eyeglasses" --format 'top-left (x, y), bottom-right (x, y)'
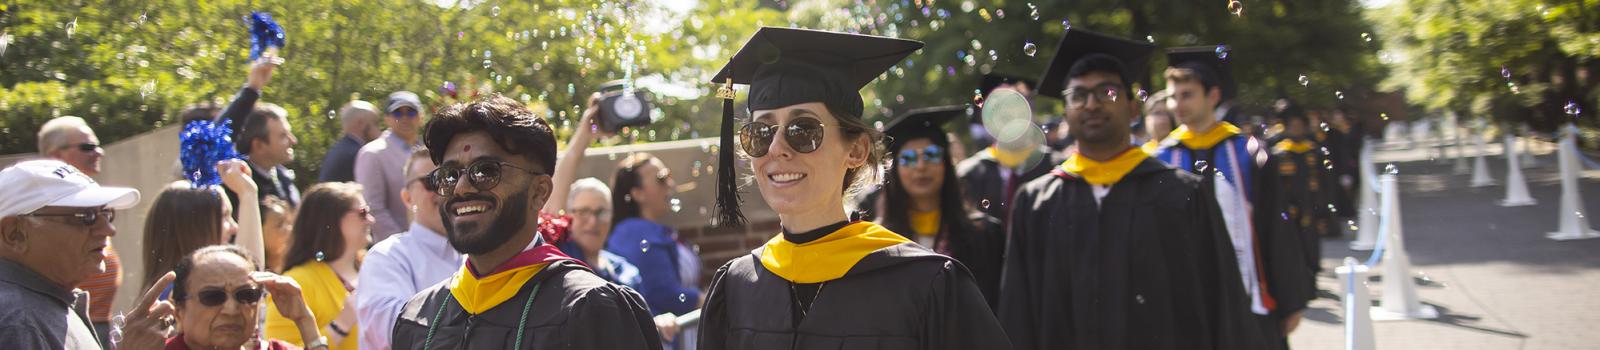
top-left (0, 160), bottom-right (138, 349)
top-left (391, 95), bottom-right (660, 350)
top-left (37, 116), bottom-right (126, 349)
top-left (998, 29), bottom-right (1267, 349)
top-left (354, 147), bottom-right (464, 350)
top-left (357, 91), bottom-right (427, 242)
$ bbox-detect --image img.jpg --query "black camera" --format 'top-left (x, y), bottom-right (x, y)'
top-left (597, 80), bottom-right (654, 132)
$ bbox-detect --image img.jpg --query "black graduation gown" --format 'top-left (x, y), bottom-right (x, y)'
top-left (1272, 143), bottom-right (1338, 276)
top-left (392, 260), bottom-right (663, 350)
top-left (881, 212), bottom-right (1007, 310)
top-left (1159, 140), bottom-right (1316, 331)
top-left (954, 147), bottom-right (1066, 221)
top-left (698, 242), bottom-right (1012, 350)
top-left (998, 158), bottom-right (1267, 350)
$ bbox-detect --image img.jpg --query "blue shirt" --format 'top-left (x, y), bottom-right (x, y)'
top-left (606, 218), bottom-right (700, 316)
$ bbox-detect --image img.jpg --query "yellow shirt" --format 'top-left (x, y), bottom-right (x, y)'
top-left (264, 262), bottom-right (359, 350)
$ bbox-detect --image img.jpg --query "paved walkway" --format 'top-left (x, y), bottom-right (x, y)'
top-left (1289, 138), bottom-right (1600, 350)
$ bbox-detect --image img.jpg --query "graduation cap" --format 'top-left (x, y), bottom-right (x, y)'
top-left (980, 74), bottom-right (1037, 98)
top-left (1036, 29), bottom-right (1158, 100)
top-left (882, 105), bottom-right (967, 151)
top-left (709, 27), bottom-right (923, 227)
top-left (1166, 46), bottom-right (1237, 101)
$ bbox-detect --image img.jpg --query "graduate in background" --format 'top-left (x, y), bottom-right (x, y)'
top-left (1268, 100), bottom-right (1336, 283)
top-left (875, 106), bottom-right (1007, 309)
top-left (698, 27), bottom-right (1009, 350)
top-left (956, 75), bottom-right (1066, 222)
top-left (998, 29), bottom-right (1266, 350)
top-left (390, 95), bottom-right (661, 350)
top-left (1151, 47), bottom-right (1314, 349)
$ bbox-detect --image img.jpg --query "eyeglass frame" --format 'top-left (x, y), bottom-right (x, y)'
top-left (18, 207), bottom-right (115, 227)
top-left (426, 159), bottom-right (546, 198)
top-left (1062, 83), bottom-right (1128, 109)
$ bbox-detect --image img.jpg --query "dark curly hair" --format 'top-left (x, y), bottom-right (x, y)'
top-left (423, 94), bottom-right (556, 173)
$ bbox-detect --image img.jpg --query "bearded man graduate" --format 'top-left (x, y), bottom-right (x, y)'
top-left (998, 30), bottom-right (1267, 350)
top-left (1149, 47), bottom-right (1314, 349)
top-left (391, 95), bottom-right (662, 350)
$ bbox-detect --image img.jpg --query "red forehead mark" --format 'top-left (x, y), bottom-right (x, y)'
top-left (463, 144), bottom-right (472, 152)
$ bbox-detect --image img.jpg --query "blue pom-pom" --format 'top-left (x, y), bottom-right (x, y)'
top-left (247, 12), bottom-right (286, 61)
top-left (180, 119), bottom-right (242, 187)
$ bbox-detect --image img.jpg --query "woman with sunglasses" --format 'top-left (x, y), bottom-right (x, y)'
top-left (873, 106), bottom-right (1006, 310)
top-left (166, 245), bottom-right (327, 350)
top-left (698, 27), bottom-right (1010, 349)
top-left (264, 183), bottom-right (372, 350)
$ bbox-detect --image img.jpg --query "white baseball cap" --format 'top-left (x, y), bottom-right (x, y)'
top-left (0, 159), bottom-right (140, 218)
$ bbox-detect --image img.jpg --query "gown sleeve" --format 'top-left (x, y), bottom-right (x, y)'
top-left (997, 184), bottom-right (1049, 349)
top-left (566, 284), bottom-right (665, 350)
top-left (923, 260), bottom-right (1014, 350)
top-left (695, 262), bottom-right (735, 350)
top-left (1189, 173), bottom-right (1269, 350)
top-left (1253, 154), bottom-right (1315, 319)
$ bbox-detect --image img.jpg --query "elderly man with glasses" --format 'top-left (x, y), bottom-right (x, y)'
top-left (0, 160), bottom-right (143, 349)
top-left (356, 91), bottom-right (427, 242)
top-left (36, 117), bottom-right (126, 349)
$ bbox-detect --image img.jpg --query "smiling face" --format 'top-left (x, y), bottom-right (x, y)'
top-left (894, 138), bottom-right (945, 200)
top-left (176, 252), bottom-right (259, 349)
top-left (1065, 71), bottom-right (1137, 147)
top-left (748, 102), bottom-right (870, 217)
top-left (568, 190), bottom-right (610, 255)
top-left (437, 131), bottom-right (551, 255)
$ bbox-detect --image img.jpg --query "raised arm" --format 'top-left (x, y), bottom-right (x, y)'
top-left (543, 93), bottom-right (611, 214)
top-left (220, 160), bottom-right (265, 266)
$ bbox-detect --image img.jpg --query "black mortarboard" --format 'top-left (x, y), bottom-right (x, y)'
top-left (979, 74), bottom-right (1038, 98)
top-left (1166, 46), bottom-right (1238, 101)
top-left (709, 27), bottom-right (923, 227)
top-left (882, 105), bottom-right (966, 151)
top-left (1036, 29), bottom-right (1157, 100)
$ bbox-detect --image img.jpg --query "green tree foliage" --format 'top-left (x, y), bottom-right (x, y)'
top-left (1371, 0), bottom-right (1599, 131)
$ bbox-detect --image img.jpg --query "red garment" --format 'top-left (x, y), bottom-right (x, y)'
top-left (164, 336), bottom-right (299, 350)
top-left (465, 237), bottom-right (576, 277)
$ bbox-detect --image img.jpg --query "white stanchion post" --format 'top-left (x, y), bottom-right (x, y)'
top-left (1501, 133), bottom-right (1538, 206)
top-left (1371, 172), bottom-right (1440, 321)
top-left (1452, 114), bottom-right (1470, 174)
top-left (1471, 129), bottom-right (1497, 187)
top-left (1351, 138), bottom-right (1381, 250)
top-left (1338, 257), bottom-right (1376, 350)
top-left (1548, 124), bottom-right (1600, 241)
top-left (1522, 126), bottom-right (1542, 168)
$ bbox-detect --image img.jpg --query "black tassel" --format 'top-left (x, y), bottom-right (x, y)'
top-left (716, 97), bottom-right (747, 227)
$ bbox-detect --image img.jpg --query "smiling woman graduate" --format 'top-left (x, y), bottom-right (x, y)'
top-left (695, 27), bottom-right (1011, 350)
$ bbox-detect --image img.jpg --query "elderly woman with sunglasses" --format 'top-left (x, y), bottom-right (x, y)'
top-left (263, 183), bottom-right (372, 350)
top-left (697, 28), bottom-right (1010, 350)
top-left (166, 245), bottom-right (326, 350)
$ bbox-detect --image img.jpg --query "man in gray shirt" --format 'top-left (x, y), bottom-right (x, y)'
top-left (356, 91), bottom-right (425, 241)
top-left (0, 160), bottom-right (140, 349)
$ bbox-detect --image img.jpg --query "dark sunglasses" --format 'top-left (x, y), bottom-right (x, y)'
top-left (191, 287), bottom-right (264, 307)
top-left (428, 160), bottom-right (543, 197)
top-left (897, 145), bottom-right (945, 167)
top-left (391, 109), bottom-right (420, 119)
top-left (350, 207), bottom-right (370, 217)
top-left (739, 117), bottom-right (827, 157)
top-left (60, 143), bottom-right (99, 152)
top-left (408, 175), bottom-right (440, 194)
top-left (20, 208), bottom-right (114, 226)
